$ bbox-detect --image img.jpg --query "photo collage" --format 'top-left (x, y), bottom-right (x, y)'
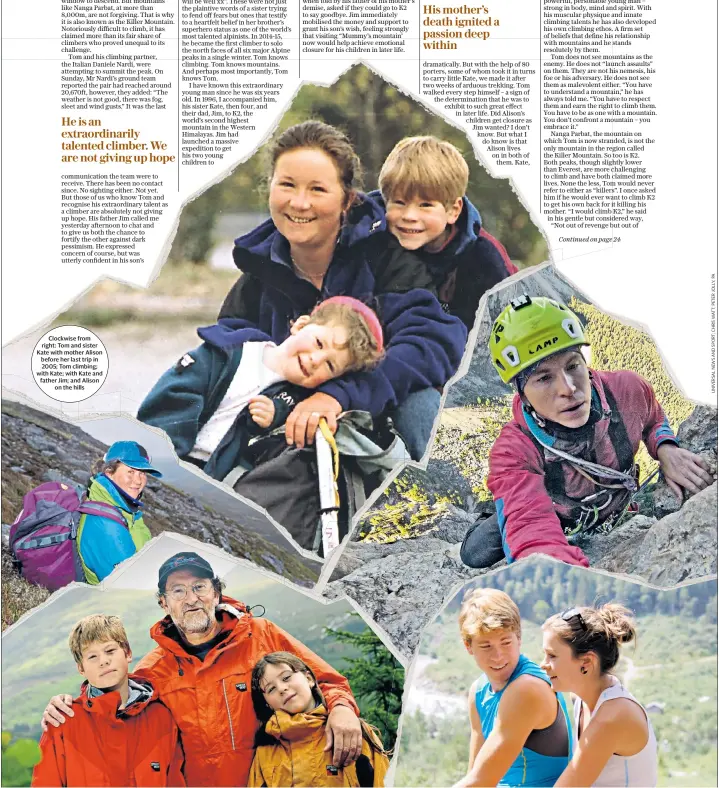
top-left (2, 66), bottom-right (716, 788)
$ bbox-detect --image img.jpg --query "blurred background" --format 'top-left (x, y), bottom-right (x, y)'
top-left (395, 561), bottom-right (718, 788)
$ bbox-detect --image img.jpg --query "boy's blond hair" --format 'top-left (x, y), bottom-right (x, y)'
top-left (379, 136), bottom-right (469, 209)
top-left (459, 588), bottom-right (521, 645)
top-left (68, 614), bottom-right (131, 665)
top-left (308, 301), bottom-right (384, 372)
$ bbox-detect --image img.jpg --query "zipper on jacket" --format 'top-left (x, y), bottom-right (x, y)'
top-left (222, 679), bottom-right (236, 750)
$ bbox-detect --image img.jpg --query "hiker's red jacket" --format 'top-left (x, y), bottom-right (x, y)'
top-left (32, 677), bottom-right (184, 787)
top-left (134, 598), bottom-right (359, 787)
top-left (487, 370), bottom-right (677, 567)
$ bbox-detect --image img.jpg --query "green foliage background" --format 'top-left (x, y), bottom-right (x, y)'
top-left (325, 614), bottom-right (404, 749)
top-left (394, 562), bottom-right (717, 787)
top-left (1, 732), bottom-right (41, 788)
top-left (170, 65), bottom-right (548, 268)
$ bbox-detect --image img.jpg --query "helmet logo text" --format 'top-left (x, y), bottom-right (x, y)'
top-left (528, 336), bottom-right (559, 355)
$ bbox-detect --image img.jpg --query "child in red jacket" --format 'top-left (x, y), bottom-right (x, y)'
top-left (32, 614), bottom-right (185, 787)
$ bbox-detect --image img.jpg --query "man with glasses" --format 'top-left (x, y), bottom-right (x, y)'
top-left (41, 552), bottom-right (362, 787)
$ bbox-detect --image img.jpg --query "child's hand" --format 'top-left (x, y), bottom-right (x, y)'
top-left (248, 395), bottom-right (275, 428)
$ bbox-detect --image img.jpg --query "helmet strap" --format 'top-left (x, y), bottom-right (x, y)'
top-left (522, 399), bottom-right (546, 429)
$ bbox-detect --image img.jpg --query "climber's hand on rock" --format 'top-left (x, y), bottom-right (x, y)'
top-left (657, 443), bottom-right (713, 501)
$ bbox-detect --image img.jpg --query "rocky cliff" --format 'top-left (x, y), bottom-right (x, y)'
top-left (325, 264), bottom-right (718, 658)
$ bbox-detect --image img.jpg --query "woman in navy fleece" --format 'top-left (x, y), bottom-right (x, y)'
top-left (218, 121), bottom-right (467, 460)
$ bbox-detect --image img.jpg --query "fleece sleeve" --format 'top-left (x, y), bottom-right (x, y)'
top-left (487, 425), bottom-right (590, 567)
top-left (319, 289), bottom-right (468, 416)
top-left (636, 374), bottom-right (678, 458)
top-left (260, 619), bottom-right (360, 716)
top-left (137, 343), bottom-right (225, 458)
top-left (79, 514), bottom-right (138, 582)
top-left (31, 729), bottom-right (67, 787)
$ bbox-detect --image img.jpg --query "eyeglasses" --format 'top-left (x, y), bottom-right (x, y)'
top-left (164, 580), bottom-right (214, 601)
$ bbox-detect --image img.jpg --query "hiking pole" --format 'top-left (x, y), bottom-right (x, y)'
top-left (316, 418), bottom-right (341, 557)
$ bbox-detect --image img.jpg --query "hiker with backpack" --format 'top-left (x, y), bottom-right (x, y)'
top-left (10, 441), bottom-right (161, 591)
top-left (218, 120), bottom-right (467, 461)
top-left (460, 296), bottom-right (713, 569)
top-left (76, 441), bottom-right (161, 584)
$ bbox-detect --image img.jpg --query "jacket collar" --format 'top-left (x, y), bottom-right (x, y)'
top-left (149, 597), bottom-right (250, 660)
top-left (196, 323), bottom-right (274, 350)
top-left (513, 371), bottom-right (611, 456)
top-left (90, 475), bottom-right (140, 513)
top-left (80, 675), bottom-right (155, 718)
top-left (452, 197), bottom-right (483, 254)
top-left (264, 705), bottom-right (327, 742)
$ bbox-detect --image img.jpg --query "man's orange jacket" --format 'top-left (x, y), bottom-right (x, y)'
top-left (135, 598), bottom-right (359, 787)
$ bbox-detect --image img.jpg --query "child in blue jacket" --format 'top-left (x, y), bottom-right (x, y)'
top-left (138, 297), bottom-right (385, 482)
top-left (377, 136), bottom-right (517, 331)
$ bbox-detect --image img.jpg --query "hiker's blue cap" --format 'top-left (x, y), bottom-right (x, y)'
top-left (104, 441), bottom-right (162, 478)
top-left (158, 552), bottom-right (215, 592)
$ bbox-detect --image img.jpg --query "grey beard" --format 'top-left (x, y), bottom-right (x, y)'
top-left (176, 609), bottom-right (213, 635)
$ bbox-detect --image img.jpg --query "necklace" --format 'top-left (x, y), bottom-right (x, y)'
top-left (291, 255), bottom-right (326, 283)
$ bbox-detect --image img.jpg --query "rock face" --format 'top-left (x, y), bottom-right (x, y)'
top-left (328, 403), bottom-right (718, 657)
top-left (594, 483), bottom-right (718, 584)
top-left (648, 404), bottom-right (719, 519)
top-left (2, 400), bottom-right (318, 627)
top-left (327, 509), bottom-right (499, 658)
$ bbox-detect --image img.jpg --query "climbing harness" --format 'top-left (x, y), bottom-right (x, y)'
top-left (525, 386), bottom-right (660, 538)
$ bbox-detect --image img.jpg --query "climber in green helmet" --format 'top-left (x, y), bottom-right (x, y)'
top-left (460, 295), bottom-right (713, 569)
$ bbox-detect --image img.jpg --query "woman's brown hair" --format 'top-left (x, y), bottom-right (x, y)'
top-left (267, 121), bottom-right (363, 205)
top-left (543, 603), bottom-right (636, 673)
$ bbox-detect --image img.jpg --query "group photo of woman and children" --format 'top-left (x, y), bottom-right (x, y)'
top-left (134, 118), bottom-right (517, 555)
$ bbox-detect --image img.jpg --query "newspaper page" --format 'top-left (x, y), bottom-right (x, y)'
top-left (2, 0), bottom-right (717, 785)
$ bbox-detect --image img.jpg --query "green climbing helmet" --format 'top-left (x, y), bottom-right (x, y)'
top-left (489, 295), bottom-right (587, 384)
